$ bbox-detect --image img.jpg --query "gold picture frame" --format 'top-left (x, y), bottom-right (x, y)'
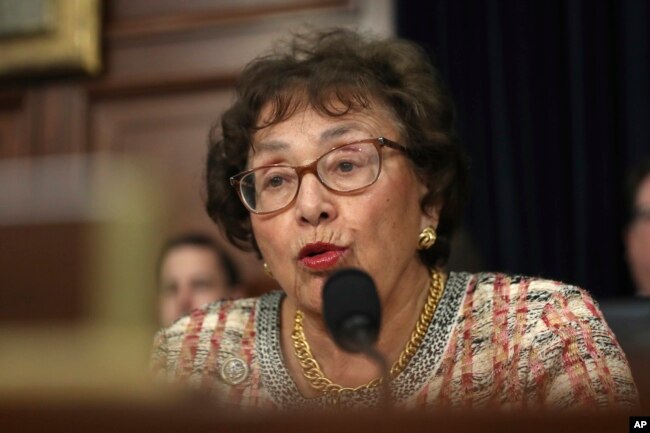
top-left (0, 0), bottom-right (101, 77)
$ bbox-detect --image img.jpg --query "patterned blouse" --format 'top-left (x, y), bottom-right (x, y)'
top-left (151, 272), bottom-right (638, 410)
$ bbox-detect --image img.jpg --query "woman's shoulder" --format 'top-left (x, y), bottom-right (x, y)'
top-left (165, 296), bottom-right (256, 332)
top-left (465, 271), bottom-right (576, 288)
top-left (446, 272), bottom-right (638, 409)
top-left (153, 293), bottom-right (280, 358)
top-left (459, 271), bottom-right (590, 299)
top-left (151, 292), bottom-right (282, 382)
top-left (452, 271), bottom-right (601, 322)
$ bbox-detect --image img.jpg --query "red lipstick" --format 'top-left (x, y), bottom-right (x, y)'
top-left (298, 242), bottom-right (347, 270)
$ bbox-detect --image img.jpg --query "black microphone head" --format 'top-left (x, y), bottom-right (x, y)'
top-left (322, 268), bottom-right (381, 353)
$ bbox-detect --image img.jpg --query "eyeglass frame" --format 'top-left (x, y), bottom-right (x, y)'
top-left (229, 136), bottom-right (408, 215)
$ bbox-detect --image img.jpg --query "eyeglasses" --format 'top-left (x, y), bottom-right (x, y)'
top-left (230, 137), bottom-right (407, 214)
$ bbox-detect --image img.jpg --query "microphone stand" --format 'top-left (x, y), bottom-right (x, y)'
top-left (339, 317), bottom-right (392, 410)
top-left (322, 268), bottom-right (392, 410)
top-left (364, 346), bottom-right (392, 411)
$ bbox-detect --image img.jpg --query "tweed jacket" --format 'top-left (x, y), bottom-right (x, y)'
top-left (151, 272), bottom-right (638, 410)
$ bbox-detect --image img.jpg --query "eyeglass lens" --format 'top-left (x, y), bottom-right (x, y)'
top-left (239, 141), bottom-right (381, 213)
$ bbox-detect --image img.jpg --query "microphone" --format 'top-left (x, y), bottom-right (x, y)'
top-left (322, 268), bottom-right (381, 353)
top-left (322, 268), bottom-right (391, 407)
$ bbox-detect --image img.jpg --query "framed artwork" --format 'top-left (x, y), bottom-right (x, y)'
top-left (0, 0), bottom-right (101, 77)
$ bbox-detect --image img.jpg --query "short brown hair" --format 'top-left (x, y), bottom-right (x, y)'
top-left (206, 29), bottom-right (469, 267)
top-left (156, 232), bottom-right (240, 288)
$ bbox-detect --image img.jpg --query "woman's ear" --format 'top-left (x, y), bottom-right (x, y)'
top-left (417, 173), bottom-right (443, 230)
top-left (420, 201), bottom-right (442, 232)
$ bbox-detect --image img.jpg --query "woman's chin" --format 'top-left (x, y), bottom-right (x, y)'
top-left (293, 285), bottom-right (325, 315)
top-left (284, 270), bottom-right (335, 314)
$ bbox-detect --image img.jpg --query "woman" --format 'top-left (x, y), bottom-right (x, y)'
top-left (152, 29), bottom-right (637, 410)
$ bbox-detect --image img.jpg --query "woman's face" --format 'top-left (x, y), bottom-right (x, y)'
top-left (249, 104), bottom-right (438, 314)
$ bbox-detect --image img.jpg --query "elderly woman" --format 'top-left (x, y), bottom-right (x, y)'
top-left (152, 29), bottom-right (637, 410)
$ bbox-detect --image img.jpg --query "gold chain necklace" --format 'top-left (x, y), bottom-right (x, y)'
top-left (291, 269), bottom-right (445, 401)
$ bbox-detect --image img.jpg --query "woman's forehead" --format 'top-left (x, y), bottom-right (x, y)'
top-left (253, 122), bottom-right (372, 151)
top-left (250, 104), bottom-right (400, 152)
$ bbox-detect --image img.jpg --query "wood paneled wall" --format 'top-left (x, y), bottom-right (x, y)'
top-left (0, 0), bottom-right (393, 322)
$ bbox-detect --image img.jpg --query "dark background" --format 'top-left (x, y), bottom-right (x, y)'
top-left (397, 0), bottom-right (650, 298)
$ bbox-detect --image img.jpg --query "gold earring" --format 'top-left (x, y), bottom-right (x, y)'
top-left (417, 226), bottom-right (437, 250)
top-left (263, 262), bottom-right (274, 278)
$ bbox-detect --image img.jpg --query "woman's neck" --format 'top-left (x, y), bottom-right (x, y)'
top-left (279, 264), bottom-right (434, 397)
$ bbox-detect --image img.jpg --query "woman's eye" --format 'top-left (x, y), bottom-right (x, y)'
top-left (268, 176), bottom-right (284, 187)
top-left (337, 161), bottom-right (356, 172)
top-left (261, 172), bottom-right (291, 190)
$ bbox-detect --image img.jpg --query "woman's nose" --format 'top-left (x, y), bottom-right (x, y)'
top-left (293, 173), bottom-right (337, 226)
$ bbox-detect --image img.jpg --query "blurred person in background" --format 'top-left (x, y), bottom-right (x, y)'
top-left (157, 232), bottom-right (243, 327)
top-left (625, 159), bottom-right (650, 297)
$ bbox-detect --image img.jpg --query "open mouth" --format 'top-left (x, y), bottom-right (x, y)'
top-left (298, 242), bottom-right (347, 270)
